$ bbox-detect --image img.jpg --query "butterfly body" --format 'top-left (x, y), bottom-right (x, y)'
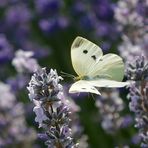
top-left (75, 74), bottom-right (112, 82)
top-left (69, 36), bottom-right (129, 95)
top-left (74, 75), bottom-right (90, 81)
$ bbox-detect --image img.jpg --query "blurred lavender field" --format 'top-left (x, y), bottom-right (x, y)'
top-left (0, 0), bottom-right (147, 148)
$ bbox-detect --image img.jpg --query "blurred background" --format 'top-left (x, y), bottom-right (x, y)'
top-left (0, 0), bottom-right (147, 147)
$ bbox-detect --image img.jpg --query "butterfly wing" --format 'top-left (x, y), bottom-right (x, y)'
top-left (88, 53), bottom-right (124, 81)
top-left (71, 36), bottom-right (103, 77)
top-left (70, 37), bottom-right (127, 95)
top-left (87, 79), bottom-right (129, 88)
top-left (69, 79), bottom-right (129, 95)
top-left (69, 80), bottom-right (101, 95)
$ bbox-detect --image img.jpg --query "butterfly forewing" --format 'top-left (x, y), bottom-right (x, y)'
top-left (88, 54), bottom-right (124, 81)
top-left (71, 36), bottom-right (103, 77)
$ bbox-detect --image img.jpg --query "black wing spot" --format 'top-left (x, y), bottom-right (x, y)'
top-left (74, 39), bottom-right (83, 48)
top-left (91, 55), bottom-right (96, 60)
top-left (100, 59), bottom-right (103, 61)
top-left (83, 50), bottom-right (88, 54)
top-left (82, 88), bottom-right (86, 89)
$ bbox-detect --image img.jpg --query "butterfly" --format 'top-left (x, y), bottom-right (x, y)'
top-left (69, 36), bottom-right (129, 95)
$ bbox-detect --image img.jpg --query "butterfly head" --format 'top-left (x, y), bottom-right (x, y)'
top-left (60, 71), bottom-right (87, 81)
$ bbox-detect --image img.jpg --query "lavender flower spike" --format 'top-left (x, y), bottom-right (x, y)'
top-left (126, 56), bottom-right (148, 147)
top-left (0, 82), bottom-right (36, 147)
top-left (27, 68), bottom-right (78, 148)
top-left (12, 49), bottom-right (40, 73)
top-left (95, 88), bottom-right (124, 134)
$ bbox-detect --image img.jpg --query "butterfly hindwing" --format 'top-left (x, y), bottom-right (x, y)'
top-left (69, 80), bottom-right (101, 95)
top-left (87, 79), bottom-right (129, 88)
top-left (71, 36), bottom-right (103, 77)
top-left (87, 53), bottom-right (124, 81)
top-left (69, 79), bottom-right (129, 95)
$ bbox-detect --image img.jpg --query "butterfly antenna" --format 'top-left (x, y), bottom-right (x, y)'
top-left (61, 71), bottom-right (75, 79)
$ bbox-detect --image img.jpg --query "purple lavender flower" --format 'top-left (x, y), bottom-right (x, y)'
top-left (28, 68), bottom-right (62, 102)
top-left (6, 50), bottom-right (41, 93)
top-left (62, 91), bottom-right (89, 148)
top-left (126, 56), bottom-right (148, 81)
top-left (131, 134), bottom-right (141, 145)
top-left (92, 0), bottom-right (114, 21)
top-left (69, 0), bottom-right (119, 51)
top-left (34, 0), bottom-right (70, 36)
top-left (70, 1), bottom-right (86, 16)
top-left (0, 0), bottom-right (26, 7)
top-left (5, 4), bottom-right (32, 26)
top-left (115, 0), bottom-right (148, 61)
top-left (27, 68), bottom-right (78, 147)
top-left (0, 0), bottom-right (8, 7)
top-left (126, 56), bottom-right (148, 147)
top-left (12, 50), bottom-right (40, 73)
top-left (39, 16), bottom-right (69, 34)
top-left (0, 34), bottom-right (14, 63)
top-left (0, 1), bottom-right (51, 60)
top-left (7, 75), bottom-right (30, 92)
top-left (95, 88), bottom-right (124, 134)
top-left (115, 0), bottom-right (144, 27)
top-left (120, 115), bottom-right (134, 129)
top-left (35, 0), bottom-right (63, 16)
top-left (21, 41), bottom-right (50, 58)
top-left (79, 13), bottom-right (96, 31)
top-left (0, 82), bottom-right (36, 147)
top-left (117, 36), bottom-right (144, 61)
top-left (0, 82), bottom-right (16, 109)
top-left (33, 101), bottom-right (48, 128)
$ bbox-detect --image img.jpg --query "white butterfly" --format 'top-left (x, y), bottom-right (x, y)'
top-left (69, 36), bottom-right (129, 95)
